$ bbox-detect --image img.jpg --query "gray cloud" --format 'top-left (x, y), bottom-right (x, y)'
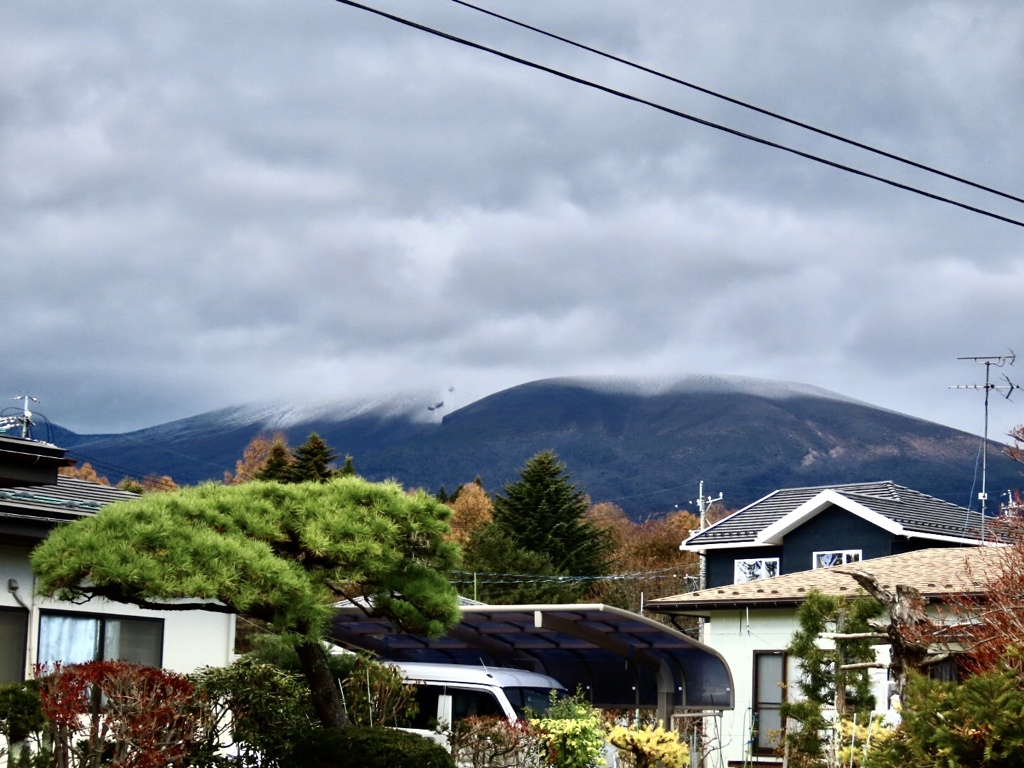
top-left (1, 0), bottom-right (1022, 446)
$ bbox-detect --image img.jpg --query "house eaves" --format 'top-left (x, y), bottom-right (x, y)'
top-left (648, 547), bottom-right (998, 616)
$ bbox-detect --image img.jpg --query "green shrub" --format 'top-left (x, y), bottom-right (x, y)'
top-left (245, 637), bottom-right (414, 726)
top-left (0, 680), bottom-right (47, 768)
top-left (0, 680), bottom-right (44, 744)
top-left (190, 657), bottom-right (316, 768)
top-left (284, 726), bottom-right (455, 768)
top-left (530, 691), bottom-right (607, 768)
top-left (865, 666), bottom-right (1024, 768)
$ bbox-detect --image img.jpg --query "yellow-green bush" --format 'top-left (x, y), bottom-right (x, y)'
top-left (608, 721), bottom-right (688, 768)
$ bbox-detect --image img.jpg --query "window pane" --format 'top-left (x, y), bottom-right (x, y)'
top-left (39, 615), bottom-right (100, 666)
top-left (756, 707), bottom-right (783, 750)
top-left (756, 654), bottom-right (784, 704)
top-left (408, 684), bottom-right (445, 729)
top-left (735, 560), bottom-right (762, 582)
top-left (0, 610), bottom-right (28, 683)
top-left (450, 689), bottom-right (503, 723)
top-left (754, 651), bottom-right (786, 754)
top-left (104, 619), bottom-right (162, 667)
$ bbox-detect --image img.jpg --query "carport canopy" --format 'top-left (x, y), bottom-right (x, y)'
top-left (329, 603), bottom-right (733, 723)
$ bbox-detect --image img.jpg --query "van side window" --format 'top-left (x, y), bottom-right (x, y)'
top-left (450, 689), bottom-right (503, 722)
top-left (409, 684), bottom-right (446, 729)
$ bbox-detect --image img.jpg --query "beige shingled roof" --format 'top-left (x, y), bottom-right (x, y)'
top-left (649, 546), bottom-right (1005, 612)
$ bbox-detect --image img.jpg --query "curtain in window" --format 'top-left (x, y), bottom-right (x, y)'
top-left (38, 614), bottom-right (163, 668)
top-left (38, 615), bottom-right (100, 666)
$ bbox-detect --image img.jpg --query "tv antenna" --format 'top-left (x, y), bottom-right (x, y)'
top-left (0, 394), bottom-right (40, 440)
top-left (950, 352), bottom-right (1021, 538)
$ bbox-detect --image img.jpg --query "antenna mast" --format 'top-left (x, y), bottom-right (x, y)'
top-left (951, 353), bottom-right (1021, 539)
top-left (0, 395), bottom-right (39, 440)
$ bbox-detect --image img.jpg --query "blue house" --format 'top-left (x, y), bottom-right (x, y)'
top-left (682, 481), bottom-right (988, 588)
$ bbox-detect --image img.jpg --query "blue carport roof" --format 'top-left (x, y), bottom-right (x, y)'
top-left (330, 603), bottom-right (733, 712)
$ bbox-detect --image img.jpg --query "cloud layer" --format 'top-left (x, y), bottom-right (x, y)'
top-left (2, 0), bottom-right (1022, 443)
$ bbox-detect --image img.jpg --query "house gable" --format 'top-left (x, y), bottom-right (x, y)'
top-left (755, 489), bottom-right (902, 544)
top-left (685, 481), bottom-right (987, 588)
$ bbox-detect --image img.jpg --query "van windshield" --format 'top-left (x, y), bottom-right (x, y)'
top-left (504, 687), bottom-right (565, 718)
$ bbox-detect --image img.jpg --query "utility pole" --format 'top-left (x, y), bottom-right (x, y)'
top-left (693, 480), bottom-right (723, 591)
top-left (951, 353), bottom-right (1020, 540)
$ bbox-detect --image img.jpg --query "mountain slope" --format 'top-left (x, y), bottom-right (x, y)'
top-left (55, 375), bottom-right (1022, 516)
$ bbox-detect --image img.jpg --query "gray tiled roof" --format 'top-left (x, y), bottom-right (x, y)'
top-left (0, 475), bottom-right (138, 526)
top-left (685, 480), bottom-right (984, 547)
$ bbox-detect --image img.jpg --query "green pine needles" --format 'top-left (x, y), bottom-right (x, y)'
top-left (30, 476), bottom-right (462, 728)
top-left (490, 451), bottom-right (612, 598)
top-left (782, 590), bottom-right (882, 765)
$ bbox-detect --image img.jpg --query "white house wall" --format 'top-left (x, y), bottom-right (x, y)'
top-left (700, 606), bottom-right (891, 767)
top-left (1, 545), bottom-right (235, 677)
top-left (701, 608), bottom-right (798, 765)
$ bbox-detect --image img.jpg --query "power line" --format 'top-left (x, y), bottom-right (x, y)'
top-left (449, 564), bottom-right (698, 586)
top-left (449, 0), bottom-right (1024, 208)
top-left (334, 0), bottom-right (1024, 228)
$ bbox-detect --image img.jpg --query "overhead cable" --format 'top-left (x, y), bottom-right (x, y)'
top-left (335, 0), bottom-right (1024, 229)
top-left (450, 0), bottom-right (1024, 207)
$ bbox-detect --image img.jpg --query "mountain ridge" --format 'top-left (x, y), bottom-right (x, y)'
top-left (46, 375), bottom-right (1021, 517)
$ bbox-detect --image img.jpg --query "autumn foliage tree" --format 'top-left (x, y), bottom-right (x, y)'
top-left (587, 504), bottom-right (700, 612)
top-left (58, 462), bottom-right (110, 485)
top-left (446, 480), bottom-right (493, 546)
top-left (224, 432), bottom-right (288, 485)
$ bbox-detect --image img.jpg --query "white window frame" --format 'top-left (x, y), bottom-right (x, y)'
top-left (812, 549), bottom-right (862, 569)
top-left (734, 557), bottom-right (780, 583)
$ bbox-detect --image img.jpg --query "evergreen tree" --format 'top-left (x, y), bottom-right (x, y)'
top-left (492, 451), bottom-right (611, 582)
top-left (256, 440), bottom-right (296, 483)
top-left (291, 433), bottom-right (338, 483)
top-left (462, 523), bottom-right (584, 604)
top-left (782, 590), bottom-right (882, 765)
top-left (338, 454), bottom-right (357, 477)
top-left (31, 477), bottom-right (461, 729)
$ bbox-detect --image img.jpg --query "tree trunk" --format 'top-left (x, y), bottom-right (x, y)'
top-left (844, 571), bottom-right (932, 706)
top-left (295, 640), bottom-right (350, 728)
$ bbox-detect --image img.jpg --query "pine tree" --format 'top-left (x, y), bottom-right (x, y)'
top-left (31, 477), bottom-right (461, 729)
top-left (492, 451), bottom-right (611, 583)
top-left (290, 433), bottom-right (337, 483)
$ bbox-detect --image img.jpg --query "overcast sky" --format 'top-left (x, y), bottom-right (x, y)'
top-left (2, 1), bottom-right (1022, 441)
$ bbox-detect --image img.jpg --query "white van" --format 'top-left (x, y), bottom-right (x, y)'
top-left (392, 661), bottom-right (566, 736)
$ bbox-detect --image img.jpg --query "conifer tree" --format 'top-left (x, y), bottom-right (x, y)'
top-left (492, 451), bottom-right (611, 583)
top-left (337, 454), bottom-right (357, 477)
top-left (256, 440), bottom-right (295, 483)
top-left (290, 433), bottom-right (338, 483)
